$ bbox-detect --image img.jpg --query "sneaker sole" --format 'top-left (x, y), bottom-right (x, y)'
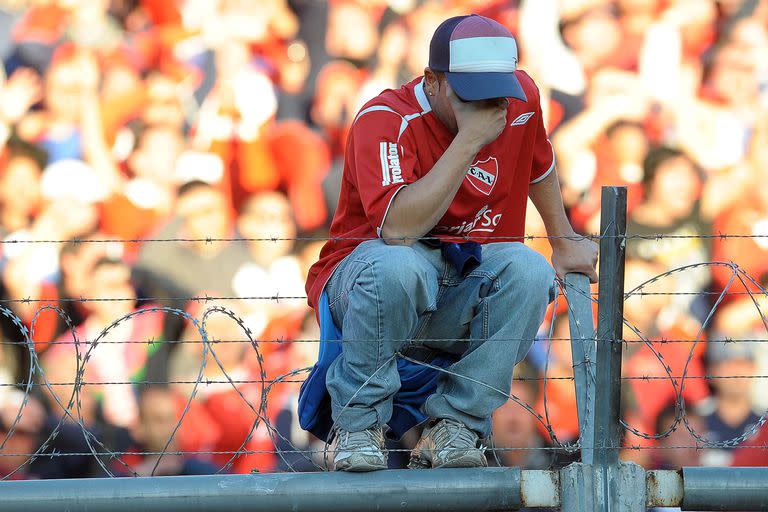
top-left (432, 453), bottom-right (488, 469)
top-left (335, 455), bottom-right (388, 472)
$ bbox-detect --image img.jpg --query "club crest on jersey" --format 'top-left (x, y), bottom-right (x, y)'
top-left (466, 156), bottom-right (498, 196)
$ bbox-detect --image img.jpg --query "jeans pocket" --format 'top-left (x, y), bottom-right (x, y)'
top-left (410, 295), bottom-right (439, 342)
top-left (327, 258), bottom-right (370, 327)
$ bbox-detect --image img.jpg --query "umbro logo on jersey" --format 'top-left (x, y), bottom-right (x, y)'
top-left (510, 112), bottom-right (535, 126)
top-left (380, 142), bottom-right (404, 186)
top-left (466, 156), bottom-right (498, 196)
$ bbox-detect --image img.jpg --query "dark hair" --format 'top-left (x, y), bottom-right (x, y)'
top-left (59, 228), bottom-right (101, 261)
top-left (6, 135), bottom-right (48, 171)
top-left (605, 120), bottom-right (645, 139)
top-left (512, 360), bottom-right (541, 404)
top-left (90, 256), bottom-right (128, 275)
top-left (654, 401), bottom-right (680, 436)
top-left (177, 179), bottom-right (215, 199)
top-left (641, 146), bottom-right (702, 188)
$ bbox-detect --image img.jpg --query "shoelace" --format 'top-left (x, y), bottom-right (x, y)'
top-left (337, 428), bottom-right (381, 451)
top-left (432, 419), bottom-right (478, 449)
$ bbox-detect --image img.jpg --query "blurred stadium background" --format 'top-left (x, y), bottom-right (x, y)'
top-left (0, 2), bottom-right (765, 505)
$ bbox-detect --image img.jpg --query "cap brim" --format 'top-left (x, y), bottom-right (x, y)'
top-left (445, 71), bottom-right (527, 102)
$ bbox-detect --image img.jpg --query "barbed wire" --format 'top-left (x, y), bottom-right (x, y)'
top-left (0, 260), bottom-right (767, 479)
top-left (2, 443), bottom-right (768, 459)
top-left (617, 262), bottom-right (768, 449)
top-left (2, 232), bottom-right (768, 247)
top-left (3, 288), bottom-right (768, 305)
top-left (5, 374), bottom-right (768, 388)
top-left (4, 336), bottom-right (768, 346)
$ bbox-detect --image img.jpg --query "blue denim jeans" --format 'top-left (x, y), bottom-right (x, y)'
top-left (325, 239), bottom-right (555, 438)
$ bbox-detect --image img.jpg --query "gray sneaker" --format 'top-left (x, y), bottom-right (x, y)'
top-left (408, 419), bottom-right (487, 469)
top-left (333, 427), bottom-right (388, 472)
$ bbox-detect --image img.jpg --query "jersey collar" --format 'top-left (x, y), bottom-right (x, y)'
top-left (414, 78), bottom-right (432, 114)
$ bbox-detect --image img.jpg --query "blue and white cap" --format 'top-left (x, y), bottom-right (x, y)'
top-left (429, 14), bottom-right (526, 102)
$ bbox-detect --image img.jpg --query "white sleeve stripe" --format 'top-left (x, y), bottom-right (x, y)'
top-left (399, 112), bottom-right (424, 139)
top-left (414, 79), bottom-right (432, 113)
top-left (354, 105), bottom-right (423, 142)
top-left (530, 141), bottom-right (556, 184)
top-left (353, 105), bottom-right (399, 125)
top-left (376, 185), bottom-right (408, 238)
top-left (398, 118), bottom-right (409, 139)
top-left (380, 142), bottom-right (390, 186)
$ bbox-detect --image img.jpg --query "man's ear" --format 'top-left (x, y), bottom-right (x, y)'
top-left (423, 67), bottom-right (440, 96)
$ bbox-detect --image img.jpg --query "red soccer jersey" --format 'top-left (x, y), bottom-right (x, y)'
top-left (306, 73), bottom-right (555, 309)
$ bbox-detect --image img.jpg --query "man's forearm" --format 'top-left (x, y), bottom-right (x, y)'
top-left (528, 168), bottom-right (577, 243)
top-left (530, 167), bottom-right (599, 281)
top-left (381, 134), bottom-right (480, 244)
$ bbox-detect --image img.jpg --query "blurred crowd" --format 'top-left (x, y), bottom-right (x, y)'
top-left (0, 0), bottom-right (766, 479)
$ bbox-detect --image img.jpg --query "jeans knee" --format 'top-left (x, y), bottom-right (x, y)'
top-left (496, 246), bottom-right (555, 297)
top-left (357, 243), bottom-right (436, 311)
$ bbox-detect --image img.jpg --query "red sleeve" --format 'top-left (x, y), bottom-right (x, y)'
top-left (347, 109), bottom-right (418, 236)
top-left (529, 104), bottom-right (555, 184)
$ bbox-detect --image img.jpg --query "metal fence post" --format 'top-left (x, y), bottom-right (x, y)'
top-left (593, 186), bottom-right (627, 466)
top-left (565, 272), bottom-right (596, 465)
top-left (561, 186), bottom-right (646, 512)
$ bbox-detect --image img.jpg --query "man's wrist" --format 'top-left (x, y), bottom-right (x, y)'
top-left (549, 228), bottom-right (580, 247)
top-left (453, 130), bottom-right (484, 157)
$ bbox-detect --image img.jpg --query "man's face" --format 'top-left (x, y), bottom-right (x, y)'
top-left (142, 75), bottom-right (185, 130)
top-left (239, 193), bottom-right (295, 245)
top-left (424, 72), bottom-right (508, 136)
top-left (326, 3), bottom-right (378, 61)
top-left (658, 411), bottom-right (702, 467)
top-left (87, 262), bottom-right (136, 318)
top-left (0, 157), bottom-right (41, 218)
top-left (711, 357), bottom-right (756, 399)
top-left (45, 63), bottom-right (83, 121)
top-left (60, 241), bottom-right (108, 295)
top-left (608, 125), bottom-right (648, 165)
top-left (648, 157), bottom-right (700, 218)
top-left (424, 72), bottom-right (458, 134)
top-left (177, 187), bottom-right (230, 241)
top-left (710, 44), bottom-right (759, 105)
top-left (491, 384), bottom-right (537, 450)
top-left (136, 389), bottom-right (180, 452)
top-left (563, 8), bottom-right (621, 70)
top-left (130, 126), bottom-right (184, 184)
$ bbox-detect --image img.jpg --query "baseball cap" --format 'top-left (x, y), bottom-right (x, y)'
top-left (429, 14), bottom-right (526, 102)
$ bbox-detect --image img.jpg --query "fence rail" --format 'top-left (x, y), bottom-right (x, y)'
top-left (2, 466), bottom-right (767, 511)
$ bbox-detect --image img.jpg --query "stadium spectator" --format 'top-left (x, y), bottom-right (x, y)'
top-left (101, 122), bottom-right (185, 244)
top-left (622, 258), bottom-right (710, 451)
top-left (698, 340), bottom-right (761, 467)
top-left (136, 180), bottom-right (250, 298)
top-left (650, 401), bottom-right (704, 470)
top-left (625, 147), bottom-right (713, 318)
top-left (490, 362), bottom-right (551, 469)
top-left (234, 191), bottom-right (308, 345)
top-left (17, 232), bottom-right (111, 350)
top-left (168, 301), bottom-right (277, 474)
top-left (0, 136), bottom-right (46, 238)
top-left (44, 257), bottom-right (166, 429)
top-left (117, 386), bottom-right (219, 477)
